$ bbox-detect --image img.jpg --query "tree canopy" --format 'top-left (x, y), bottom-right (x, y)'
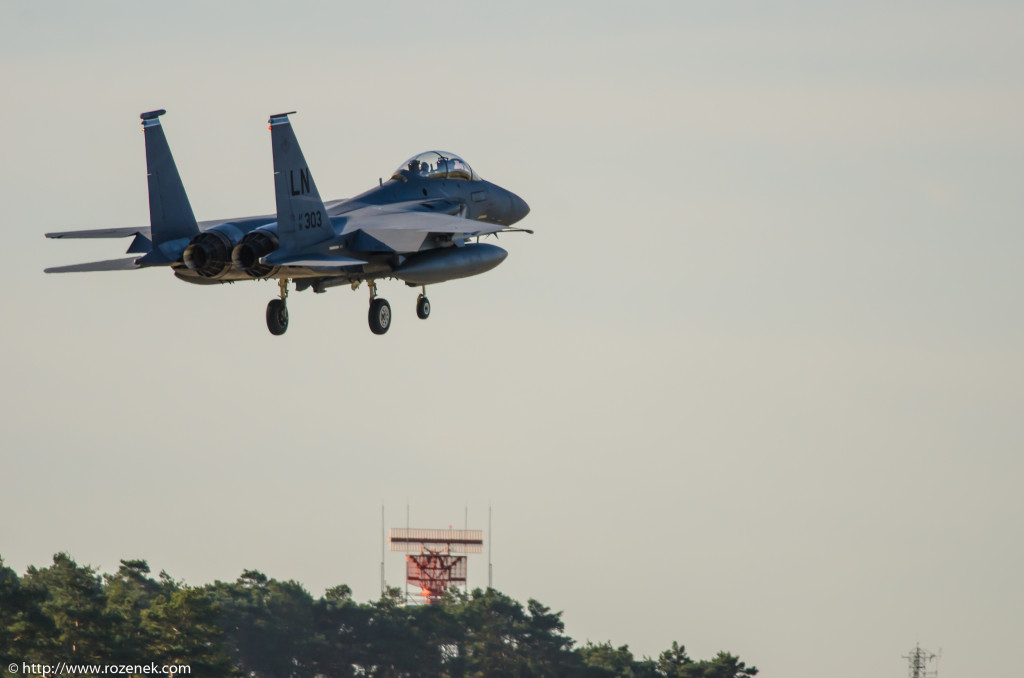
top-left (0, 554), bottom-right (757, 678)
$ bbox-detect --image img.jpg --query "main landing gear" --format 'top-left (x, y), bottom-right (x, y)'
top-left (266, 278), bottom-right (289, 335)
top-left (368, 280), bottom-right (391, 335)
top-left (416, 286), bottom-right (430, 320)
top-left (266, 279), bottom-right (430, 336)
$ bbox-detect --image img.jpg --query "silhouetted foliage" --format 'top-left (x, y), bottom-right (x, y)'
top-left (0, 553), bottom-right (757, 678)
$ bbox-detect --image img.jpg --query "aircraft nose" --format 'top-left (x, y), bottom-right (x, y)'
top-left (508, 192), bottom-right (530, 225)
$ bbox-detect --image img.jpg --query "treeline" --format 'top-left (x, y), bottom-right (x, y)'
top-left (0, 554), bottom-right (757, 678)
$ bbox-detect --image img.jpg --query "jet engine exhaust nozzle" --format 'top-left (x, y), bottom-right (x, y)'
top-left (183, 231), bottom-right (233, 278)
top-left (232, 230), bottom-right (280, 278)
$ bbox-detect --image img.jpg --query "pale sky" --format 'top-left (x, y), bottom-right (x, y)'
top-left (2, 2), bottom-right (1023, 677)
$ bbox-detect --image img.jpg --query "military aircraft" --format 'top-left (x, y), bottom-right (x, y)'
top-left (46, 110), bottom-right (531, 335)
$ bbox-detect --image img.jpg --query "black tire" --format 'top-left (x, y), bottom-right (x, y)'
top-left (369, 298), bottom-right (391, 335)
top-left (266, 299), bottom-right (288, 335)
top-left (416, 295), bottom-right (430, 320)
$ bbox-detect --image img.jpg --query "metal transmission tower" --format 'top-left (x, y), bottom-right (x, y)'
top-left (903, 644), bottom-right (938, 678)
top-left (389, 528), bottom-right (483, 604)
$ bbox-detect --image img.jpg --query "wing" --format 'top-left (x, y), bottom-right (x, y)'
top-left (261, 253), bottom-right (367, 270)
top-left (45, 257), bottom-right (141, 273)
top-left (344, 210), bottom-right (504, 253)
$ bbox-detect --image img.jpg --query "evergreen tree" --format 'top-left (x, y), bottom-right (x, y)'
top-left (657, 641), bottom-right (694, 677)
top-left (309, 583), bottom-right (364, 678)
top-left (578, 641), bottom-right (637, 678)
top-left (21, 553), bottom-right (109, 661)
top-left (142, 588), bottom-right (233, 677)
top-left (205, 569), bottom-right (323, 677)
top-left (690, 652), bottom-right (758, 678)
top-left (0, 556), bottom-right (52, 666)
top-left (103, 559), bottom-right (164, 665)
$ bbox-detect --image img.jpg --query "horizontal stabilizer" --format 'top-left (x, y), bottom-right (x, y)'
top-left (45, 257), bottom-right (140, 273)
top-left (46, 227), bottom-right (151, 239)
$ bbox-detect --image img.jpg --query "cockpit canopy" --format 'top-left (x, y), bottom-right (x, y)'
top-left (392, 151), bottom-right (479, 182)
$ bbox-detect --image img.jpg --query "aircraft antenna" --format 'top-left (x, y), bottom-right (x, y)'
top-left (405, 501), bottom-right (410, 602)
top-left (903, 643), bottom-right (938, 678)
top-left (488, 504), bottom-right (493, 589)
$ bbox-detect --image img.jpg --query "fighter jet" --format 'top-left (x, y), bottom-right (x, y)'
top-left (46, 110), bottom-right (531, 335)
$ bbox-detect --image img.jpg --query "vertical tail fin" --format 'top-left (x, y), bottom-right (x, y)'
top-left (141, 110), bottom-right (199, 245)
top-left (137, 110), bottom-right (199, 264)
top-left (268, 112), bottom-right (331, 253)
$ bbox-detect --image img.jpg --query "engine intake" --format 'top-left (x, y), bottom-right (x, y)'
top-left (232, 230), bottom-right (280, 278)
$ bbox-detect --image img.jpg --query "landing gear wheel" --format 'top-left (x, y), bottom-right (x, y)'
top-left (369, 297), bottom-right (391, 335)
top-left (416, 295), bottom-right (430, 320)
top-left (266, 299), bottom-right (289, 335)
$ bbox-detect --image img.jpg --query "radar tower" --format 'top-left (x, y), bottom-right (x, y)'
top-left (903, 644), bottom-right (938, 678)
top-left (389, 527), bottom-right (483, 604)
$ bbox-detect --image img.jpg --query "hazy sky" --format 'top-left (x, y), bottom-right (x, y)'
top-left (2, 2), bottom-right (1023, 676)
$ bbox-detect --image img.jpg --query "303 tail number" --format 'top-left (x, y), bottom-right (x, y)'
top-left (300, 211), bottom-right (323, 230)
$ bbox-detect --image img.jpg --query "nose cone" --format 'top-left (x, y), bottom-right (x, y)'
top-left (507, 192), bottom-right (530, 225)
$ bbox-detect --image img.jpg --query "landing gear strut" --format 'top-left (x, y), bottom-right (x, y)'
top-left (367, 280), bottom-right (391, 335)
top-left (416, 286), bottom-right (430, 320)
top-left (266, 278), bottom-right (289, 336)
